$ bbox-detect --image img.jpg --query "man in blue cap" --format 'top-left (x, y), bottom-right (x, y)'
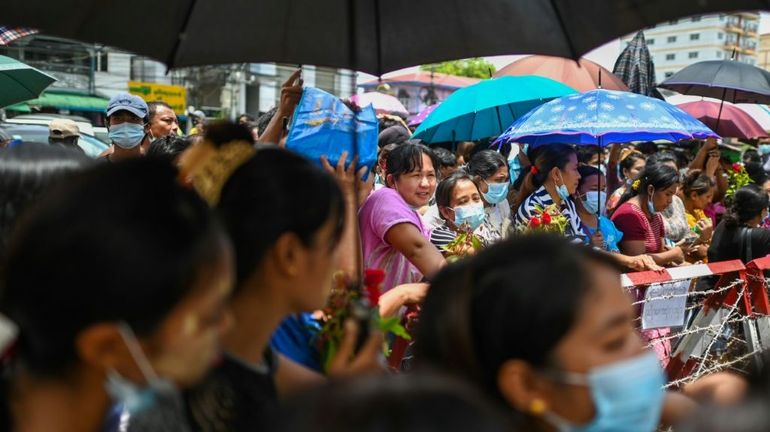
top-left (102, 93), bottom-right (149, 162)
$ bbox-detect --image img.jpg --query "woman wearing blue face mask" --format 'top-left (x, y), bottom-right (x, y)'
top-left (416, 235), bottom-right (698, 432)
top-left (468, 150), bottom-right (512, 241)
top-left (430, 172), bottom-right (492, 253)
top-left (575, 165), bottom-right (624, 253)
top-left (513, 144), bottom-right (585, 243)
top-left (611, 163), bottom-right (687, 267)
top-left (0, 159), bottom-right (234, 431)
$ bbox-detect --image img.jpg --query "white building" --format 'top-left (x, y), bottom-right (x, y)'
top-left (621, 12), bottom-right (760, 84)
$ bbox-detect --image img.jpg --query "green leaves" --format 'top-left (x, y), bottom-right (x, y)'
top-left (420, 58), bottom-right (497, 79)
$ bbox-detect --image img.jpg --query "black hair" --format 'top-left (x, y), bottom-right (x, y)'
top-left (385, 143), bottom-right (439, 184)
top-left (613, 162), bottom-right (680, 213)
top-left (435, 172), bottom-right (479, 211)
top-left (744, 162), bottom-right (768, 186)
top-left (723, 184), bottom-right (769, 228)
top-left (269, 373), bottom-right (512, 432)
top-left (646, 151), bottom-right (678, 169)
top-left (467, 150), bottom-right (507, 180)
top-left (513, 144), bottom-right (575, 212)
top-left (238, 113), bottom-right (254, 122)
top-left (619, 150), bottom-right (646, 179)
top-left (432, 147), bottom-right (458, 169)
top-left (1, 158), bottom-right (224, 378)
top-left (0, 143), bottom-right (91, 255)
top-left (743, 149), bottom-right (762, 164)
top-left (635, 141), bottom-right (658, 155)
top-left (256, 107), bottom-right (278, 136)
top-left (218, 147), bottom-right (345, 287)
top-left (415, 235), bottom-right (622, 410)
top-left (575, 145), bottom-right (601, 165)
top-left (146, 135), bottom-right (192, 161)
top-left (147, 101), bottom-right (173, 123)
top-left (681, 169), bottom-right (715, 199)
top-left (204, 121), bottom-right (255, 146)
top-left (577, 165), bottom-right (603, 190)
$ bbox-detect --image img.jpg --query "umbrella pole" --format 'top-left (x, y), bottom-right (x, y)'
top-left (452, 130), bottom-right (456, 153)
top-left (715, 86), bottom-right (728, 132)
top-left (495, 105), bottom-right (505, 146)
top-left (597, 137), bottom-right (602, 218)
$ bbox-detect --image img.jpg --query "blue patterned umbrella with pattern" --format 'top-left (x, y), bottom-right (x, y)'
top-left (494, 89), bottom-right (718, 148)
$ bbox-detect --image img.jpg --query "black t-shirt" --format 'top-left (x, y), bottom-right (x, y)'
top-left (184, 350), bottom-right (279, 432)
top-left (708, 221), bottom-right (770, 263)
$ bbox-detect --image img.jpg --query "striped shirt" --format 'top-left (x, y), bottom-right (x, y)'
top-left (514, 186), bottom-right (587, 243)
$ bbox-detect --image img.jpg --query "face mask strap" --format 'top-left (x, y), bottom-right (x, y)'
top-left (538, 368), bottom-right (590, 387)
top-left (117, 322), bottom-right (160, 383)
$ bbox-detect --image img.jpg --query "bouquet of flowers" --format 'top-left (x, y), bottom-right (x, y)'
top-left (725, 162), bottom-right (753, 204)
top-left (442, 224), bottom-right (483, 263)
top-left (516, 204), bottom-right (569, 235)
top-left (315, 269), bottom-right (410, 372)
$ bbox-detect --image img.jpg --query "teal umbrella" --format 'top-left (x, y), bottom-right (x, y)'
top-left (0, 55), bottom-right (56, 108)
top-left (413, 75), bottom-right (577, 143)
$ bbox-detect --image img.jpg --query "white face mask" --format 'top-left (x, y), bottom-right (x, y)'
top-left (104, 323), bottom-right (178, 416)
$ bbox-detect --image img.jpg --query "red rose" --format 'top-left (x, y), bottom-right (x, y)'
top-left (366, 285), bottom-right (381, 306)
top-left (530, 217), bottom-right (541, 227)
top-left (363, 268), bottom-right (385, 305)
top-left (541, 212), bottom-right (552, 224)
top-left (732, 163), bottom-right (742, 173)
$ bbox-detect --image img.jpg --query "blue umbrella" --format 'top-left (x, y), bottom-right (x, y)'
top-left (494, 89), bottom-right (719, 148)
top-left (413, 76), bottom-right (577, 144)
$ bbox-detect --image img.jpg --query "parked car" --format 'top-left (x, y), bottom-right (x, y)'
top-left (5, 114), bottom-right (96, 136)
top-left (0, 123), bottom-right (108, 158)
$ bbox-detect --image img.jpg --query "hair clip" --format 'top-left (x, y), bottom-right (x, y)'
top-left (530, 166), bottom-right (538, 175)
top-left (632, 179), bottom-right (641, 191)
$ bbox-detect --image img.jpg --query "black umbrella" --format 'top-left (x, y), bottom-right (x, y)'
top-left (660, 59), bottom-right (770, 104)
top-left (660, 59), bottom-right (770, 130)
top-left (4, 1), bottom-right (770, 75)
top-left (613, 31), bottom-right (664, 99)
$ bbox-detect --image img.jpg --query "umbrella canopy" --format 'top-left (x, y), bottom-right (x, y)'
top-left (3, 1), bottom-right (769, 75)
top-left (494, 56), bottom-right (628, 92)
top-left (676, 100), bottom-right (767, 139)
top-left (408, 103), bottom-right (439, 127)
top-left (660, 60), bottom-right (770, 104)
top-left (735, 104), bottom-right (770, 133)
top-left (412, 76), bottom-right (577, 143)
top-left (349, 92), bottom-right (408, 116)
top-left (495, 89), bottom-right (718, 147)
top-left (0, 54), bottom-right (55, 108)
top-left (613, 31), bottom-right (660, 98)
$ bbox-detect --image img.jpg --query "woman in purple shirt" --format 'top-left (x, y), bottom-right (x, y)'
top-left (359, 144), bottom-right (446, 292)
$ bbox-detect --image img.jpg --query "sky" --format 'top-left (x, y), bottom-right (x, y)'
top-left (358, 12), bottom-right (770, 83)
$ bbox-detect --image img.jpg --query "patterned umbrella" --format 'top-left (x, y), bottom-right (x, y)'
top-left (494, 89), bottom-right (718, 147)
top-left (613, 31), bottom-right (661, 99)
top-left (408, 103), bottom-right (439, 127)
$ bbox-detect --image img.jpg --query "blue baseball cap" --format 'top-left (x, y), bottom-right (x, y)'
top-left (107, 93), bottom-right (149, 119)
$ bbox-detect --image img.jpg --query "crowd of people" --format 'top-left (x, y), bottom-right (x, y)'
top-left (2, 70), bottom-right (770, 431)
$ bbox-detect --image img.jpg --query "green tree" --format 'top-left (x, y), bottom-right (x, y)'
top-left (420, 58), bottom-right (496, 79)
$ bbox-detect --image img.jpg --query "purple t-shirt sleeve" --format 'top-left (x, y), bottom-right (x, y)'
top-left (368, 189), bottom-right (422, 243)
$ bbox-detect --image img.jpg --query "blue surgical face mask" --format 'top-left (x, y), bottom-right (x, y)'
top-left (109, 122), bottom-right (146, 149)
top-left (582, 191), bottom-right (607, 216)
top-left (556, 172), bottom-right (571, 202)
top-left (483, 181), bottom-right (509, 204)
top-left (759, 144), bottom-right (770, 155)
top-left (542, 351), bottom-right (666, 432)
top-left (647, 187), bottom-right (657, 215)
top-left (453, 202), bottom-right (486, 231)
top-left (105, 323), bottom-right (178, 416)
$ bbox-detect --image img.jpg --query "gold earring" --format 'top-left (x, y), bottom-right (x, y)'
top-left (529, 398), bottom-right (547, 415)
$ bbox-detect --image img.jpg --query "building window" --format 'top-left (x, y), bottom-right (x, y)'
top-left (718, 32), bottom-right (723, 39)
top-left (97, 52), bottom-right (108, 72)
top-left (717, 51), bottom-right (723, 58)
top-left (665, 72), bottom-right (674, 78)
top-left (667, 36), bottom-right (677, 43)
top-left (648, 38), bottom-right (655, 45)
top-left (719, 14), bottom-right (725, 21)
top-left (397, 89), bottom-right (410, 112)
top-left (689, 52), bottom-right (699, 59)
top-left (691, 16), bottom-right (701, 22)
top-left (690, 33), bottom-right (700, 41)
top-left (666, 53), bottom-right (676, 61)
top-left (669, 19), bottom-right (678, 25)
